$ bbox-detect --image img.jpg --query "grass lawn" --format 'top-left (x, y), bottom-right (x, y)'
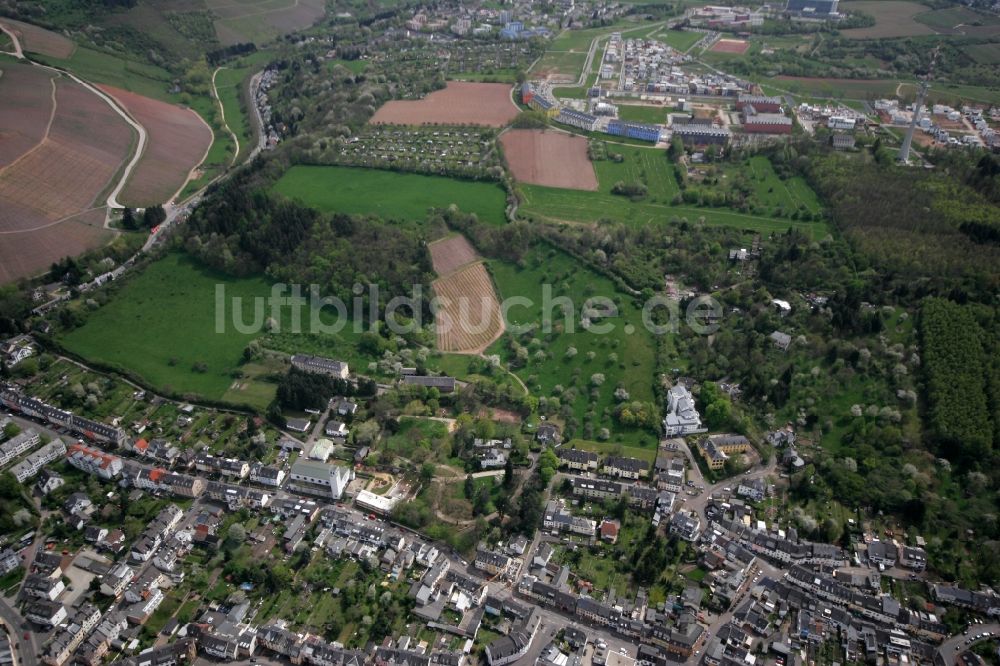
top-left (743, 155), bottom-right (822, 215)
top-left (34, 46), bottom-right (175, 101)
top-left (59, 253), bottom-right (276, 408)
top-left (273, 165), bottom-right (508, 226)
top-left (565, 437), bottom-right (657, 464)
top-left (616, 104), bottom-right (670, 124)
top-left (487, 244), bottom-right (660, 447)
top-left (656, 28), bottom-right (703, 52)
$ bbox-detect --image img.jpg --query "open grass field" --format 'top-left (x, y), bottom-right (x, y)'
top-left (0, 63), bottom-right (57, 167)
top-left (566, 437), bottom-right (657, 464)
top-left (59, 253), bottom-right (276, 408)
top-left (500, 130), bottom-right (597, 191)
top-left (488, 244), bottom-right (659, 447)
top-left (655, 28), bottom-right (703, 52)
top-left (207, 0), bottom-right (327, 46)
top-left (743, 155), bottom-right (822, 215)
top-left (519, 144), bottom-right (828, 238)
top-left (915, 6), bottom-right (1000, 35)
top-left (770, 75), bottom-right (903, 100)
top-left (273, 165), bottom-right (508, 226)
top-left (616, 104), bottom-right (670, 125)
top-left (839, 1), bottom-right (937, 38)
top-left (98, 85), bottom-right (213, 207)
top-left (433, 262), bottom-right (504, 354)
top-left (964, 42), bottom-right (1000, 65)
top-left (370, 82), bottom-right (518, 127)
top-left (429, 235), bottom-right (480, 275)
top-left (0, 18), bottom-right (75, 58)
top-left (33, 46), bottom-right (175, 102)
top-left (214, 65), bottom-right (256, 164)
top-left (382, 417), bottom-right (452, 459)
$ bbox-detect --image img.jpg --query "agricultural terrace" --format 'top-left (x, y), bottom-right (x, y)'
top-left (839, 1), bottom-right (937, 38)
top-left (206, 0), bottom-right (327, 46)
top-left (370, 82), bottom-right (518, 128)
top-left (429, 235), bottom-right (480, 275)
top-left (488, 244), bottom-right (659, 448)
top-left (328, 126), bottom-right (502, 180)
top-left (0, 64), bottom-right (57, 166)
top-left (0, 209), bottom-right (112, 285)
top-left (500, 130), bottom-right (598, 191)
top-left (273, 165), bottom-right (508, 226)
top-left (434, 262), bottom-right (504, 354)
top-left (519, 143), bottom-right (828, 239)
top-left (59, 253), bottom-right (281, 409)
top-left (0, 72), bottom-right (133, 283)
top-left (99, 85), bottom-right (213, 207)
top-left (0, 18), bottom-right (75, 58)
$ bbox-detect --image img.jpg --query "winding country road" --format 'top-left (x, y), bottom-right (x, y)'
top-left (212, 66), bottom-right (241, 167)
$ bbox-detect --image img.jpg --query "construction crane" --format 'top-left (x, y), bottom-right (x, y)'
top-left (898, 45), bottom-right (941, 164)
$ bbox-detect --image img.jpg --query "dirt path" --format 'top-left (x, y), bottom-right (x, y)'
top-left (0, 20), bottom-right (23, 59)
top-left (163, 107), bottom-right (214, 206)
top-left (212, 66), bottom-right (240, 166)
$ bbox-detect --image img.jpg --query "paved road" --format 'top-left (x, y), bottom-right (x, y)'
top-left (0, 597), bottom-right (37, 666)
top-left (936, 623), bottom-right (1000, 664)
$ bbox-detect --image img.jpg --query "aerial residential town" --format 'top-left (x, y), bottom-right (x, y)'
top-left (1, 0), bottom-right (1000, 664)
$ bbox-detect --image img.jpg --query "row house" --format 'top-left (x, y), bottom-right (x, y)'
top-left (250, 462), bottom-right (286, 487)
top-left (11, 438), bottom-right (66, 483)
top-left (557, 448), bottom-right (599, 472)
top-left (77, 612), bottom-right (128, 666)
top-left (194, 453), bottom-right (250, 479)
top-left (100, 562), bottom-right (134, 598)
top-left (602, 456), bottom-right (649, 480)
top-left (23, 573), bottom-right (65, 601)
top-left (205, 480), bottom-right (270, 510)
top-left (0, 427), bottom-right (41, 466)
top-left (66, 442), bottom-right (122, 479)
top-left (112, 638), bottom-right (196, 666)
top-left (41, 602), bottom-right (101, 666)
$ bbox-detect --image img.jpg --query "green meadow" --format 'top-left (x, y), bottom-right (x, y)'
top-left (488, 244), bottom-right (660, 448)
top-left (518, 144), bottom-right (829, 239)
top-left (273, 165), bottom-right (508, 226)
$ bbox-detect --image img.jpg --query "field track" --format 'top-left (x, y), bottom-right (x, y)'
top-left (0, 64), bottom-right (57, 167)
top-left (0, 18), bottom-right (75, 58)
top-left (98, 85), bottom-right (213, 207)
top-left (370, 82), bottom-right (518, 127)
top-left (500, 130), bottom-right (598, 191)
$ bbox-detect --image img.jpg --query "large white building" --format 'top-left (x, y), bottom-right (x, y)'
top-left (288, 459), bottom-right (353, 499)
top-left (663, 385), bottom-right (704, 436)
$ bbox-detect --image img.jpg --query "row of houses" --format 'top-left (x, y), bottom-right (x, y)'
top-left (9, 438), bottom-right (67, 483)
top-left (0, 426), bottom-right (41, 466)
top-left (556, 448), bottom-right (650, 480)
top-left (0, 390), bottom-right (128, 446)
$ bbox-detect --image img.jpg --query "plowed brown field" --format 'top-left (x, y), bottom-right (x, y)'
top-left (433, 262), bottom-right (505, 354)
top-left (429, 235), bottom-right (479, 275)
top-left (98, 85), bottom-right (213, 207)
top-left (500, 130), bottom-right (598, 190)
top-left (0, 208), bottom-right (110, 284)
top-left (0, 64), bottom-right (57, 167)
top-left (370, 82), bottom-right (518, 127)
